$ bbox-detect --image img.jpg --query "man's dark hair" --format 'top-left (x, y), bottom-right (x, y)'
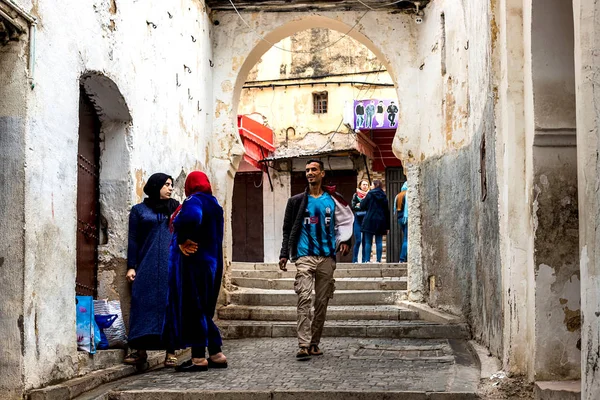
top-left (373, 179), bottom-right (383, 188)
top-left (306, 159), bottom-right (324, 171)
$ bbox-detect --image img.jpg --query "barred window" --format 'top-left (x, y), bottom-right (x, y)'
top-left (313, 91), bottom-right (328, 114)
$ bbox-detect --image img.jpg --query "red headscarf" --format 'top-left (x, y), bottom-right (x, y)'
top-left (170, 171), bottom-right (213, 229)
top-left (184, 171), bottom-right (212, 197)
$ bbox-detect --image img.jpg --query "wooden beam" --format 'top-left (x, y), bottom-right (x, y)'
top-left (206, 0), bottom-right (428, 12)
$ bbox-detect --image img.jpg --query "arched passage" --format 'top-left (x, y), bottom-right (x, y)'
top-left (211, 10), bottom-right (422, 295)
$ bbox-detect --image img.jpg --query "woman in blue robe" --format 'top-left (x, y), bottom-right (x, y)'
top-left (163, 171), bottom-right (227, 372)
top-left (124, 173), bottom-right (180, 367)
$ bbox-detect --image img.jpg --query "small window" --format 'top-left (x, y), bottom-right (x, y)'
top-left (313, 91), bottom-right (328, 114)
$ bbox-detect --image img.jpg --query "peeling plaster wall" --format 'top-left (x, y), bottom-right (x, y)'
top-left (573, 0), bottom-right (600, 397)
top-left (1, 0), bottom-right (215, 394)
top-left (414, 0), bottom-right (503, 358)
top-left (0, 36), bottom-right (28, 399)
top-left (532, 147), bottom-right (580, 380)
top-left (531, 0), bottom-right (580, 380)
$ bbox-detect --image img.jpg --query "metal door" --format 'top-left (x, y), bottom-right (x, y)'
top-left (385, 167), bottom-right (406, 263)
top-left (76, 89), bottom-right (100, 297)
top-left (291, 169), bottom-right (357, 263)
top-left (232, 172), bottom-right (265, 262)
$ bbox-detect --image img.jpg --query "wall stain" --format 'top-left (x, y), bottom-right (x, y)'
top-left (215, 100), bottom-right (228, 119)
top-left (563, 306), bottom-right (581, 332)
top-left (444, 76), bottom-right (456, 145)
top-left (134, 169), bottom-right (145, 203)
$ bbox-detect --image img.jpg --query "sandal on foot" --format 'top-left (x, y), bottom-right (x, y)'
top-left (207, 358), bottom-right (228, 369)
top-left (296, 347), bottom-right (311, 360)
top-left (124, 352), bottom-right (147, 365)
top-left (175, 359), bottom-right (208, 372)
top-left (164, 354), bottom-right (178, 368)
top-left (309, 344), bottom-right (323, 356)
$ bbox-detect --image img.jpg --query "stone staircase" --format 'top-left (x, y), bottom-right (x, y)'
top-left (217, 262), bottom-right (470, 340)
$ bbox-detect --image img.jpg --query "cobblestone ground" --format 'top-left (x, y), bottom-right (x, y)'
top-left (107, 337), bottom-right (479, 395)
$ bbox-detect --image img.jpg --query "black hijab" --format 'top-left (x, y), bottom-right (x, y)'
top-left (143, 173), bottom-right (180, 217)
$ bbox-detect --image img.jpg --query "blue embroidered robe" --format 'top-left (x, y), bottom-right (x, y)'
top-left (127, 203), bottom-right (174, 349)
top-left (163, 192), bottom-right (224, 350)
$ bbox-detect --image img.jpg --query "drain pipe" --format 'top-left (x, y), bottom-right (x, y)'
top-left (3, 0), bottom-right (37, 89)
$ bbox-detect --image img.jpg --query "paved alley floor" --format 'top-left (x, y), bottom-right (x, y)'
top-left (99, 337), bottom-right (480, 399)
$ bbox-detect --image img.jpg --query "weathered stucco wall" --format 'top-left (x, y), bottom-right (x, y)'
top-left (532, 147), bottom-right (580, 380)
top-left (492, 0), bottom-right (537, 377)
top-left (246, 28), bottom-right (384, 81)
top-left (0, 0), bottom-right (215, 394)
top-left (414, 0), bottom-right (503, 359)
top-left (0, 33), bottom-right (28, 399)
top-left (531, 0), bottom-right (580, 381)
top-left (573, 0), bottom-right (600, 397)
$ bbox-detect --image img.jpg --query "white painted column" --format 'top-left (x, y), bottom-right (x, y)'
top-left (263, 169), bottom-right (291, 263)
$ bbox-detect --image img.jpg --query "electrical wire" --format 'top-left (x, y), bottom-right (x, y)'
top-left (227, 0), bottom-right (370, 54)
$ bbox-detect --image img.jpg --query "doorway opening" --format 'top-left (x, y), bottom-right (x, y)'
top-left (232, 172), bottom-right (265, 262)
top-left (76, 88), bottom-right (101, 297)
top-left (77, 72), bottom-right (132, 301)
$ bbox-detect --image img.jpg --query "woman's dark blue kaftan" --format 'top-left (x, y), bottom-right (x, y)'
top-left (127, 203), bottom-right (174, 350)
top-left (163, 192), bottom-right (224, 350)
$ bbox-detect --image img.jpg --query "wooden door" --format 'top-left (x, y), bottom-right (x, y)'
top-left (232, 172), bottom-right (264, 262)
top-left (385, 167), bottom-right (406, 263)
top-left (76, 89), bottom-right (101, 297)
top-left (291, 169), bottom-right (357, 262)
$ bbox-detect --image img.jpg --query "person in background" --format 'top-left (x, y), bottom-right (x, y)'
top-left (164, 171), bottom-right (227, 372)
top-left (395, 181), bottom-right (408, 263)
top-left (125, 173), bottom-right (180, 367)
top-left (351, 180), bottom-right (370, 263)
top-left (360, 180), bottom-right (390, 263)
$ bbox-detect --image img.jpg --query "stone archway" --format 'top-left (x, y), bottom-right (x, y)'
top-left (210, 11), bottom-right (423, 296)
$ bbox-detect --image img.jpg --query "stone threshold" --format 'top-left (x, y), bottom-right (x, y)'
top-left (107, 390), bottom-right (478, 399)
top-left (399, 301), bottom-right (465, 324)
top-left (28, 352), bottom-right (165, 400)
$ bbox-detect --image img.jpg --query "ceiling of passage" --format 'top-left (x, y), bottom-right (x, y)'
top-left (205, 0), bottom-right (430, 13)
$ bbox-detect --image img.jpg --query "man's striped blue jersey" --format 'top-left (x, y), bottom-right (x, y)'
top-left (296, 193), bottom-right (336, 257)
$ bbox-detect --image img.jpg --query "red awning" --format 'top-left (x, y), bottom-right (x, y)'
top-left (238, 115), bottom-right (275, 170)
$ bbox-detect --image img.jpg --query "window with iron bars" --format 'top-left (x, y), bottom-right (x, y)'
top-left (313, 91), bottom-right (328, 114)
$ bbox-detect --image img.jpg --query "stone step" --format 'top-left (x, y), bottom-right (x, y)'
top-left (232, 262), bottom-right (406, 271)
top-left (227, 288), bottom-right (405, 306)
top-left (232, 267), bottom-right (407, 279)
top-left (216, 320), bottom-right (471, 340)
top-left (534, 381), bottom-right (580, 400)
top-left (232, 277), bottom-right (407, 291)
top-left (217, 305), bottom-right (419, 321)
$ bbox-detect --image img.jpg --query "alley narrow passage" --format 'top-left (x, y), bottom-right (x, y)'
top-left (62, 262), bottom-right (481, 399)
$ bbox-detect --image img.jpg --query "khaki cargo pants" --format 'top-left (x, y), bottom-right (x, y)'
top-left (294, 256), bottom-right (336, 347)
